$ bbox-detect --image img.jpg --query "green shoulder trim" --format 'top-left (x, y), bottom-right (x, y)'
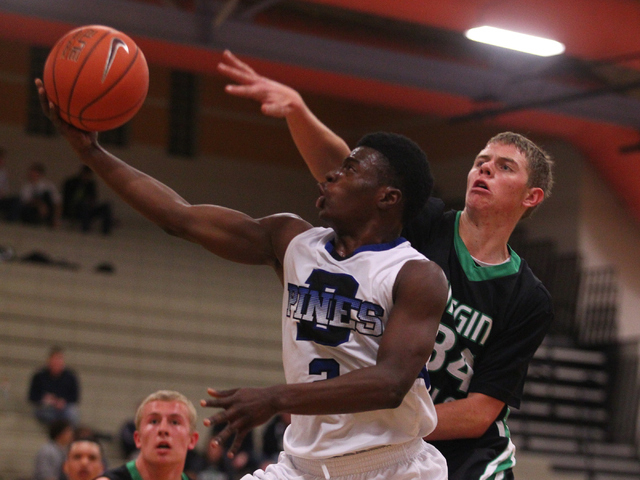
top-left (125, 461), bottom-right (142, 480)
top-left (125, 461), bottom-right (188, 480)
top-left (454, 211), bottom-right (521, 281)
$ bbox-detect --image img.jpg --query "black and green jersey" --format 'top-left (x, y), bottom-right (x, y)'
top-left (404, 199), bottom-right (553, 480)
top-left (100, 461), bottom-right (190, 480)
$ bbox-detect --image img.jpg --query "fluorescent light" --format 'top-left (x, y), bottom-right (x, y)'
top-left (465, 26), bottom-right (565, 57)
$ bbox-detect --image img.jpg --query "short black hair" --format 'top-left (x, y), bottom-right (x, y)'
top-left (67, 435), bottom-right (105, 463)
top-left (48, 419), bottom-right (71, 440)
top-left (356, 132), bottom-right (432, 222)
top-left (30, 162), bottom-right (46, 174)
top-left (49, 345), bottom-right (64, 357)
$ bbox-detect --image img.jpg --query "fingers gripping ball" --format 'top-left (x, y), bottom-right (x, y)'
top-left (43, 25), bottom-right (149, 132)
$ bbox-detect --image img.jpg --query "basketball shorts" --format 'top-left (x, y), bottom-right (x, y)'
top-left (240, 438), bottom-right (447, 480)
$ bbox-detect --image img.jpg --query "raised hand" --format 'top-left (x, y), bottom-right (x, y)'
top-left (217, 50), bottom-right (304, 118)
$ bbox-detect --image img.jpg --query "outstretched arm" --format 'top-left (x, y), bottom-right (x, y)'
top-left (35, 79), bottom-right (309, 268)
top-left (218, 50), bottom-right (350, 182)
top-left (202, 258), bottom-right (448, 456)
top-left (427, 393), bottom-right (506, 440)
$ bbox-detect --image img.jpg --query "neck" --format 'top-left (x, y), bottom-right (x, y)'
top-left (135, 457), bottom-right (183, 480)
top-left (331, 223), bottom-right (402, 258)
top-left (459, 208), bottom-right (515, 264)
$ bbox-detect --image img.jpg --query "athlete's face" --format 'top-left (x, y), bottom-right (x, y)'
top-left (465, 142), bottom-right (541, 218)
top-left (316, 146), bottom-right (387, 227)
top-left (134, 400), bottom-right (199, 467)
top-left (63, 441), bottom-right (104, 480)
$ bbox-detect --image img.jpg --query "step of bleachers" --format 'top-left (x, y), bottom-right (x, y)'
top-left (510, 335), bottom-right (640, 479)
top-left (0, 222), bottom-right (288, 480)
top-left (553, 455), bottom-right (640, 478)
top-left (0, 410), bottom-right (48, 480)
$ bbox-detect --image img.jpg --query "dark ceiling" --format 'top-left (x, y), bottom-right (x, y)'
top-left (2, 0), bottom-right (640, 221)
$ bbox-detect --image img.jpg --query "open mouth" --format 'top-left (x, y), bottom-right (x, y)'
top-left (473, 180), bottom-right (489, 190)
top-left (157, 442), bottom-right (171, 449)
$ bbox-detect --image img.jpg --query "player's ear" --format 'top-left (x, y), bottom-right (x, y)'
top-left (522, 187), bottom-right (544, 209)
top-left (188, 431), bottom-right (199, 449)
top-left (378, 186), bottom-right (402, 211)
top-left (133, 430), bottom-right (142, 449)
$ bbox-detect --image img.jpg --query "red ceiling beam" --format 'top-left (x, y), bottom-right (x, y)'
top-left (304, 0), bottom-right (640, 69)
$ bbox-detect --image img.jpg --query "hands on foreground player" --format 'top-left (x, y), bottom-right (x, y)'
top-left (201, 387), bottom-right (278, 458)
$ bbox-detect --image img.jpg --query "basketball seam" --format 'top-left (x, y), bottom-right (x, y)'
top-left (66, 92), bottom-right (146, 124)
top-left (48, 37), bottom-right (66, 110)
top-left (78, 46), bottom-right (143, 130)
top-left (66, 28), bottom-right (112, 125)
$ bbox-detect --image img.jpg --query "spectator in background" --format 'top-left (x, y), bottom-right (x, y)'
top-left (259, 413), bottom-right (290, 469)
top-left (14, 162), bottom-right (61, 227)
top-left (62, 432), bottom-right (105, 480)
top-left (29, 346), bottom-right (80, 427)
top-left (33, 419), bottom-right (74, 480)
top-left (62, 165), bottom-right (113, 235)
top-left (118, 418), bottom-right (138, 460)
top-left (63, 436), bottom-right (107, 480)
top-left (0, 147), bottom-right (21, 222)
top-left (184, 438), bottom-right (230, 480)
top-left (185, 423), bottom-right (256, 480)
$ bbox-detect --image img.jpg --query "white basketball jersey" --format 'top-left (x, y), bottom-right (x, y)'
top-left (281, 227), bottom-right (438, 459)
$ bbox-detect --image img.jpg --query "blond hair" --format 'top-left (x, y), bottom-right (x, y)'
top-left (134, 390), bottom-right (197, 431)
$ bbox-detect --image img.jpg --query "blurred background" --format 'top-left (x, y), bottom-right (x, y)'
top-left (1, 1), bottom-right (640, 479)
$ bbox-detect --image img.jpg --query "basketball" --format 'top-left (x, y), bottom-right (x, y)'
top-left (43, 25), bottom-right (149, 132)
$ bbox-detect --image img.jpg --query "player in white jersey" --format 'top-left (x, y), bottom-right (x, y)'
top-left (36, 80), bottom-right (449, 479)
top-left (282, 227), bottom-right (439, 460)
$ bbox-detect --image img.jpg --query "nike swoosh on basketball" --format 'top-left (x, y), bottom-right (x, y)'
top-left (102, 38), bottom-right (130, 82)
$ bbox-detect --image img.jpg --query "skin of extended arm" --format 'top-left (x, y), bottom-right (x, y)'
top-left (205, 259), bottom-right (448, 452)
top-left (284, 100), bottom-right (351, 182)
top-left (425, 393), bottom-right (506, 441)
top-left (34, 79), bottom-right (310, 270)
top-left (75, 142), bottom-right (309, 267)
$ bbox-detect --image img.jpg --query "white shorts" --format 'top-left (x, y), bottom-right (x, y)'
top-left (240, 438), bottom-right (447, 480)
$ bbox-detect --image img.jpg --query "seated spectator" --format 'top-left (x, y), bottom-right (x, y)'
top-left (33, 419), bottom-right (74, 480)
top-left (62, 165), bottom-right (113, 235)
top-left (259, 413), bottom-right (290, 469)
top-left (184, 439), bottom-right (230, 480)
top-left (0, 147), bottom-right (19, 221)
top-left (215, 422), bottom-right (257, 480)
top-left (63, 436), bottom-right (106, 480)
top-left (185, 422), bottom-right (257, 480)
top-left (28, 346), bottom-right (80, 426)
top-left (13, 162), bottom-right (61, 227)
top-left (117, 418), bottom-right (138, 460)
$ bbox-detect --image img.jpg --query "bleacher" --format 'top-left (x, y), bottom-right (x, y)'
top-left (0, 222), bottom-right (285, 480)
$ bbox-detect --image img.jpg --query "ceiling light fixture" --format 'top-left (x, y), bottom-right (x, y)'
top-left (465, 26), bottom-right (565, 57)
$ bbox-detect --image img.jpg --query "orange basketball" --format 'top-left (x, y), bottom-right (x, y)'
top-left (43, 25), bottom-right (149, 132)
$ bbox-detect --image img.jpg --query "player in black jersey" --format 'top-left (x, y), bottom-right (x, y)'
top-left (97, 391), bottom-right (198, 480)
top-left (217, 51), bottom-right (554, 480)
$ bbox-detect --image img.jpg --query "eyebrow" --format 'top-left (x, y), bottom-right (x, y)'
top-left (475, 154), bottom-right (518, 165)
top-left (146, 412), bottom-right (187, 421)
